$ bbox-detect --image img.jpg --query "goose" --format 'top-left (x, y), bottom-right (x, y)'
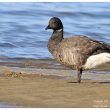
top-left (45, 17), bottom-right (110, 83)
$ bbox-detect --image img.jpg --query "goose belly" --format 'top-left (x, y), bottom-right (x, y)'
top-left (53, 48), bottom-right (83, 68)
top-left (84, 53), bottom-right (110, 70)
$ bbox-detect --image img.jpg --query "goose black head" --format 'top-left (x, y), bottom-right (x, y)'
top-left (45, 17), bottom-right (63, 31)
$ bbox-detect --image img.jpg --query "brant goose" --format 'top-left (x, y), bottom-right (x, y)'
top-left (45, 17), bottom-right (110, 83)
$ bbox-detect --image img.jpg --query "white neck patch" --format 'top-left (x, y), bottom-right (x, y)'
top-left (57, 29), bottom-right (63, 32)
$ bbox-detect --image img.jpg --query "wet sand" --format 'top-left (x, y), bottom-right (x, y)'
top-left (0, 58), bottom-right (110, 108)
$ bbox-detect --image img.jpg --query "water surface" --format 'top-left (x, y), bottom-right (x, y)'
top-left (0, 2), bottom-right (110, 59)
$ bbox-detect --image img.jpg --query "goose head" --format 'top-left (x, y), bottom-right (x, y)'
top-left (45, 17), bottom-right (63, 31)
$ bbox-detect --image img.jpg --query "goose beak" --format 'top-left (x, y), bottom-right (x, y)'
top-left (45, 25), bottom-right (51, 30)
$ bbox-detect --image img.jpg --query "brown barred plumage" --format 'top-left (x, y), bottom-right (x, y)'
top-left (46, 17), bottom-right (110, 83)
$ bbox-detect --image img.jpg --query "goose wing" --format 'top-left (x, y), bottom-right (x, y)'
top-left (53, 36), bottom-right (110, 69)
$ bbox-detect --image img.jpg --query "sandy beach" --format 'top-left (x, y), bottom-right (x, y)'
top-left (0, 58), bottom-right (110, 108)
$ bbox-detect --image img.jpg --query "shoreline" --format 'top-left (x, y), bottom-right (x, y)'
top-left (0, 102), bottom-right (18, 108)
top-left (0, 58), bottom-right (110, 107)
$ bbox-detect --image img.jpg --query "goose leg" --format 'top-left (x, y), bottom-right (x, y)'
top-left (77, 69), bottom-right (82, 83)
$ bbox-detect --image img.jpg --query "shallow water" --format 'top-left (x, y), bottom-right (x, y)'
top-left (0, 2), bottom-right (110, 59)
top-left (0, 103), bottom-right (17, 108)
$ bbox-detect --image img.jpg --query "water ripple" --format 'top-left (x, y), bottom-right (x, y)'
top-left (0, 2), bottom-right (110, 59)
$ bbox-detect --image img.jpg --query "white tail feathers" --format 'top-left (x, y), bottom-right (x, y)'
top-left (84, 53), bottom-right (110, 70)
